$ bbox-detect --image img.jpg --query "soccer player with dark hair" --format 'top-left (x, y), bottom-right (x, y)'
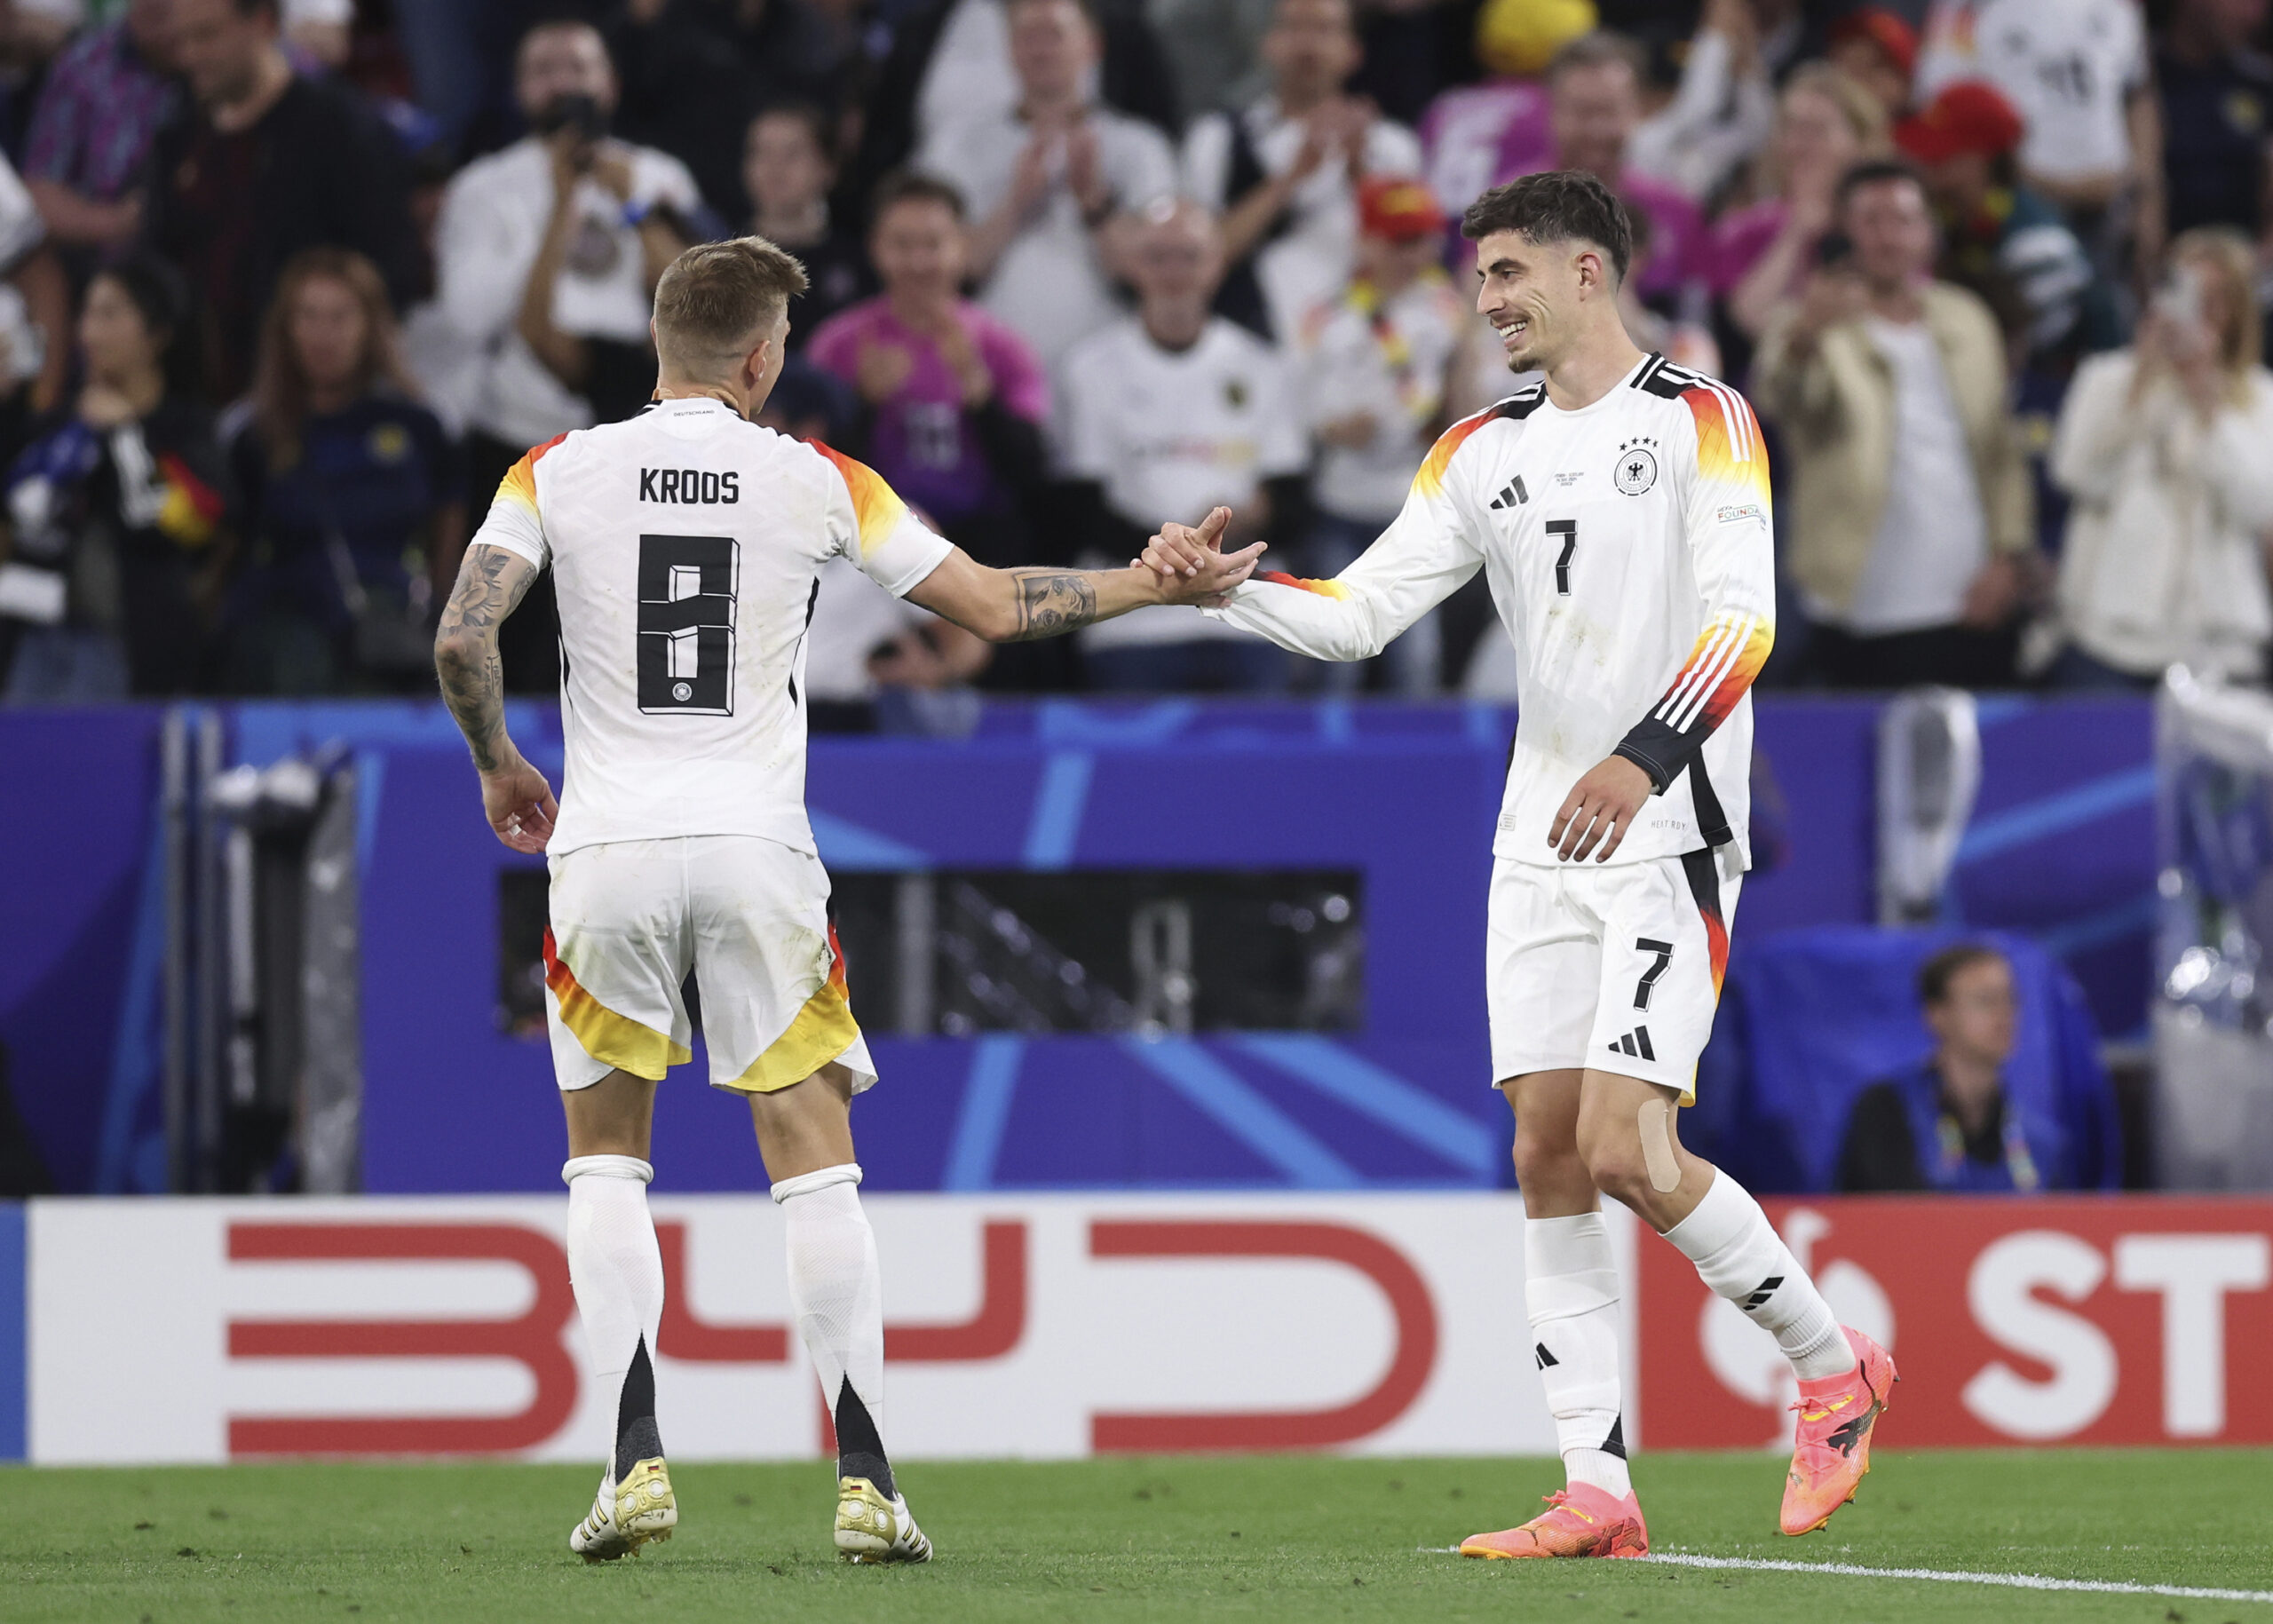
top-left (433, 235), bottom-right (1259, 1565)
top-left (1144, 170), bottom-right (1897, 1557)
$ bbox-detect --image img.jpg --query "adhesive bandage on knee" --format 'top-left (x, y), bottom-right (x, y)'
top-left (563, 1153), bottom-right (665, 1477)
top-left (1636, 1098), bottom-right (1680, 1193)
top-left (1524, 1212), bottom-right (1630, 1499)
top-left (776, 1163), bottom-right (896, 1498)
top-left (1660, 1171), bottom-right (1854, 1382)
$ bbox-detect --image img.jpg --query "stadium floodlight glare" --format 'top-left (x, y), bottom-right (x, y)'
top-left (2152, 667), bottom-right (2273, 1189)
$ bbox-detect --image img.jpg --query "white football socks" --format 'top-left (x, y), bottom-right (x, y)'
top-left (563, 1154), bottom-right (666, 1475)
top-left (1524, 1211), bottom-right (1631, 1498)
top-left (775, 1162), bottom-right (895, 1497)
top-left (1661, 1171), bottom-right (1854, 1382)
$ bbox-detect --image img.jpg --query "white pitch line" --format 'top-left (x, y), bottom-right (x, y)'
top-left (1417, 1546), bottom-right (2273, 1605)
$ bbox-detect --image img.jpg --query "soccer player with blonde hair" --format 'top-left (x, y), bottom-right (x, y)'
top-left (434, 234), bottom-right (1259, 1565)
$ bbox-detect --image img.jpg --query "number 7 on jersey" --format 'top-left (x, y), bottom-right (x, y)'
top-left (1546, 519), bottom-right (1578, 597)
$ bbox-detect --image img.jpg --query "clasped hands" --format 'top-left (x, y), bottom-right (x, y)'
top-left (1136, 506), bottom-right (1265, 606)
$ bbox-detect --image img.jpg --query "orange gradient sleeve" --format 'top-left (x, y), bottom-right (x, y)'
top-left (810, 439), bottom-right (911, 560)
top-left (471, 432), bottom-right (566, 566)
top-left (1612, 382), bottom-right (1776, 794)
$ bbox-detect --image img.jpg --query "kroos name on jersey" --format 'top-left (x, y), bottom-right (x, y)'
top-left (639, 468), bottom-right (741, 504)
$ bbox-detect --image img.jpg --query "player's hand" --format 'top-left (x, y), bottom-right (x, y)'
top-left (481, 748), bottom-right (558, 855)
top-left (1141, 505), bottom-right (1234, 580)
top-left (1549, 755), bottom-right (1654, 864)
top-left (1153, 539), bottom-right (1266, 606)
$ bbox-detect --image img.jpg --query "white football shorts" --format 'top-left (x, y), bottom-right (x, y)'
top-left (542, 834), bottom-right (876, 1096)
top-left (1485, 846), bottom-right (1742, 1104)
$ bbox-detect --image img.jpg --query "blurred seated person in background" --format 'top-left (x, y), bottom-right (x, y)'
top-left (1182, 0), bottom-right (1422, 345)
top-left (1533, 31), bottom-right (1709, 313)
top-left (1056, 201), bottom-right (1304, 693)
top-left (1754, 159), bottom-right (2036, 689)
top-left (223, 248), bottom-right (463, 695)
top-left (2045, 226), bottom-right (2273, 690)
top-left (807, 172), bottom-right (1049, 573)
top-left (745, 104), bottom-right (871, 353)
top-left (1721, 64), bottom-right (1889, 344)
top-left (1296, 176), bottom-right (1462, 695)
top-left (1839, 943), bottom-right (2055, 1193)
top-left (1825, 7), bottom-right (1917, 123)
top-left (1895, 80), bottom-right (2107, 372)
top-left (20, 0), bottom-right (180, 263)
top-left (917, 0), bottom-right (1179, 371)
top-left (141, 0), bottom-right (417, 403)
top-left (428, 18), bottom-right (701, 692)
top-left (2155, 0), bottom-right (2273, 242)
top-left (1, 256), bottom-right (230, 701)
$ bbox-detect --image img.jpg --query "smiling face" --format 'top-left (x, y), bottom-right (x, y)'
top-left (1472, 228), bottom-right (1595, 374)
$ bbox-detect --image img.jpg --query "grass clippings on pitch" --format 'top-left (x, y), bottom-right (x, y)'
top-left (3, 1450), bottom-right (2269, 1623)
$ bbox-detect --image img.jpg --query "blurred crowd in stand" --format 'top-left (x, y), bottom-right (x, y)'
top-left (1, 0), bottom-right (2272, 717)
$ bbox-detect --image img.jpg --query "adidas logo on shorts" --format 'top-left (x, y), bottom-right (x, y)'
top-left (1607, 1026), bottom-right (1655, 1061)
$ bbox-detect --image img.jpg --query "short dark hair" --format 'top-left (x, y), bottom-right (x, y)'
top-left (1918, 943), bottom-right (2006, 1008)
top-left (869, 169), bottom-right (967, 229)
top-left (1835, 156), bottom-right (1927, 213)
top-left (1461, 170), bottom-right (1634, 283)
top-left (748, 100), bottom-right (834, 160)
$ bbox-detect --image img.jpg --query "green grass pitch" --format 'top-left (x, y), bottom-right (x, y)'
top-left (4, 1451), bottom-right (2268, 1623)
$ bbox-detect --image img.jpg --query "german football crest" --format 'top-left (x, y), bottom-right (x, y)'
top-left (1614, 439), bottom-right (1658, 495)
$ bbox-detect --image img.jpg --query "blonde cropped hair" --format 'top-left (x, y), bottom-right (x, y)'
top-left (653, 237), bottom-right (809, 376)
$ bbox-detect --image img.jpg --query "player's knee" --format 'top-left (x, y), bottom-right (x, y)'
top-left (1510, 1121), bottom-right (1583, 1192)
top-left (1574, 1120), bottom-right (1654, 1207)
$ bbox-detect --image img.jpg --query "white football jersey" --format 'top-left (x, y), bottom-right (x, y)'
top-left (469, 396), bottom-right (952, 856)
top-left (1210, 353), bottom-right (1775, 868)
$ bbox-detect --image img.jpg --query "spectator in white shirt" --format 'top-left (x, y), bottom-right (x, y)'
top-left (1183, 0), bottom-right (1422, 345)
top-left (2047, 227), bottom-right (2273, 688)
top-left (1916, 0), bottom-right (2162, 254)
top-left (1055, 202), bottom-right (1306, 692)
top-left (421, 18), bottom-right (701, 690)
top-left (1296, 176), bottom-right (1463, 694)
top-left (918, 0), bottom-right (1178, 371)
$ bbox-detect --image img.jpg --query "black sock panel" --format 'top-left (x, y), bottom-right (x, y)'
top-left (835, 1375), bottom-right (894, 1500)
top-left (613, 1335), bottom-right (663, 1480)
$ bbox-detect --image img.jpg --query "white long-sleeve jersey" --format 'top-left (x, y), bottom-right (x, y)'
top-left (468, 397), bottom-right (952, 858)
top-left (1209, 352), bottom-right (1775, 868)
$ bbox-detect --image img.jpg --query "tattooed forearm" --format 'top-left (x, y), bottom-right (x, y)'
top-left (434, 546), bottom-right (537, 772)
top-left (1006, 569), bottom-right (1099, 640)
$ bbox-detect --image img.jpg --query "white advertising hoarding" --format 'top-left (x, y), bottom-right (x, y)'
top-left (29, 1193), bottom-right (1622, 1464)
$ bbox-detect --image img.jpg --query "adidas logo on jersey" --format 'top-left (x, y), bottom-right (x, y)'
top-left (1489, 475), bottom-right (1529, 511)
top-left (1607, 1026), bottom-right (1655, 1062)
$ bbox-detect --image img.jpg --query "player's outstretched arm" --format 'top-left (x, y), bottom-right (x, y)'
top-left (905, 524), bottom-right (1265, 642)
top-left (1144, 495), bottom-right (1482, 664)
top-left (433, 543), bottom-right (558, 855)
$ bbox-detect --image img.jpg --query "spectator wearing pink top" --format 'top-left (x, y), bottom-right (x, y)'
top-left (1720, 65), bottom-right (1891, 342)
top-left (807, 171), bottom-right (1050, 572)
top-left (1532, 33), bottom-right (1708, 309)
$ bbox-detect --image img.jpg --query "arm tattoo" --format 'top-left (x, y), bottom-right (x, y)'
top-left (1006, 569), bottom-right (1099, 641)
top-left (434, 547), bottom-right (537, 772)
